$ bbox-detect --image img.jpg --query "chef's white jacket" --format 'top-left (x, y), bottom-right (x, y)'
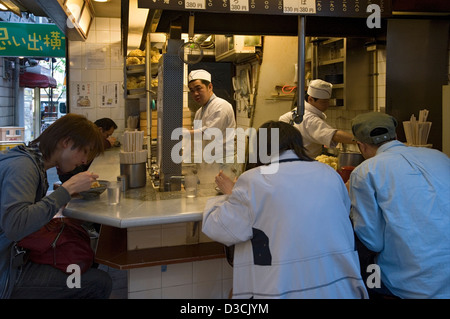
top-left (203, 150), bottom-right (368, 299)
top-left (279, 102), bottom-right (337, 158)
top-left (193, 94), bottom-right (236, 163)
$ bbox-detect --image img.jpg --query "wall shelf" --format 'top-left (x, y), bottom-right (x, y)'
top-left (312, 37), bottom-right (370, 111)
top-left (319, 58), bottom-right (344, 66)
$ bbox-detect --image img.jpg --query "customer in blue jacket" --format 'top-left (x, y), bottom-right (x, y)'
top-left (0, 113), bottom-right (112, 299)
top-left (349, 112), bottom-right (450, 299)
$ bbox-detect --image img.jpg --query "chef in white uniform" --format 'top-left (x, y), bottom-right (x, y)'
top-left (279, 79), bottom-right (356, 158)
top-left (188, 69), bottom-right (238, 181)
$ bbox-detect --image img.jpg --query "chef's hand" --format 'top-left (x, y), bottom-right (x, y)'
top-left (215, 170), bottom-right (236, 195)
top-left (61, 171), bottom-right (99, 195)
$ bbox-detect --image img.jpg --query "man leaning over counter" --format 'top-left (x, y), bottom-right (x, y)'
top-left (348, 112), bottom-right (450, 299)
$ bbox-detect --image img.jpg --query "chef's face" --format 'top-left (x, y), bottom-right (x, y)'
top-left (188, 80), bottom-right (213, 106)
top-left (309, 96), bottom-right (330, 111)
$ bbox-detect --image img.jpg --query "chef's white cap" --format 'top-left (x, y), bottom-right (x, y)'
top-left (188, 69), bottom-right (211, 83)
top-left (307, 79), bottom-right (333, 99)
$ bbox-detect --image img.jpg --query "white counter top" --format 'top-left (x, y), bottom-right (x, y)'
top-left (63, 148), bottom-right (219, 228)
top-left (65, 195), bottom-right (212, 228)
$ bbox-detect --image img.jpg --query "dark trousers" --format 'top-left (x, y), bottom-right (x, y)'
top-left (10, 261), bottom-right (112, 299)
top-left (354, 233), bottom-right (399, 299)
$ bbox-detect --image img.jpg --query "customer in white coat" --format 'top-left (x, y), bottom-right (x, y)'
top-left (188, 69), bottom-right (238, 180)
top-left (202, 121), bottom-right (368, 299)
top-left (279, 79), bottom-right (356, 158)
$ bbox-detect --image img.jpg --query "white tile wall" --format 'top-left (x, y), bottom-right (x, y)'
top-left (127, 225), bottom-right (162, 250)
top-left (128, 259), bottom-right (233, 299)
top-left (163, 262), bottom-right (193, 287)
top-left (126, 221), bottom-right (232, 299)
top-left (162, 222), bottom-right (188, 246)
top-left (193, 259), bottom-right (223, 283)
top-left (163, 284), bottom-right (193, 299)
top-left (129, 266), bottom-right (162, 291)
top-left (68, 17), bottom-right (125, 142)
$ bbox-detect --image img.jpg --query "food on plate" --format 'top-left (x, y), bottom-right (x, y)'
top-left (91, 181), bottom-right (101, 188)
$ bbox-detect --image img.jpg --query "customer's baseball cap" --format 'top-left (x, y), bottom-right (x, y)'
top-left (351, 112), bottom-right (398, 145)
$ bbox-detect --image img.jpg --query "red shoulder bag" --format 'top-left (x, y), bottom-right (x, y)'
top-left (18, 217), bottom-right (94, 274)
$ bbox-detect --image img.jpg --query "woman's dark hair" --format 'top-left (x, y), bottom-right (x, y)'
top-left (32, 113), bottom-right (104, 162)
top-left (94, 118), bottom-right (117, 131)
top-left (246, 121), bottom-right (313, 170)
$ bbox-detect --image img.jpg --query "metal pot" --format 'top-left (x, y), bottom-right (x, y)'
top-left (120, 162), bottom-right (147, 188)
top-left (337, 152), bottom-right (364, 169)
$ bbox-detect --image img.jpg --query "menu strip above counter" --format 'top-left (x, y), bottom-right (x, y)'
top-left (138, 0), bottom-right (392, 18)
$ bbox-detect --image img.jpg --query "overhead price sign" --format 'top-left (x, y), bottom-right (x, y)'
top-left (0, 22), bottom-right (66, 57)
top-left (138, 0), bottom-right (392, 17)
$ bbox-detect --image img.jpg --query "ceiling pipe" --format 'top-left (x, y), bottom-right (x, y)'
top-left (294, 15), bottom-right (306, 124)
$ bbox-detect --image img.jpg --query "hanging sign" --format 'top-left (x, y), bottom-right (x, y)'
top-left (230, 0), bottom-right (250, 12)
top-left (283, 0), bottom-right (316, 14)
top-left (0, 22), bottom-right (66, 57)
top-left (138, 0), bottom-right (391, 17)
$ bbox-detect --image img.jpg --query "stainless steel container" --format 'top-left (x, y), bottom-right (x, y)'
top-left (337, 152), bottom-right (364, 169)
top-left (117, 175), bottom-right (128, 192)
top-left (120, 163), bottom-right (147, 188)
